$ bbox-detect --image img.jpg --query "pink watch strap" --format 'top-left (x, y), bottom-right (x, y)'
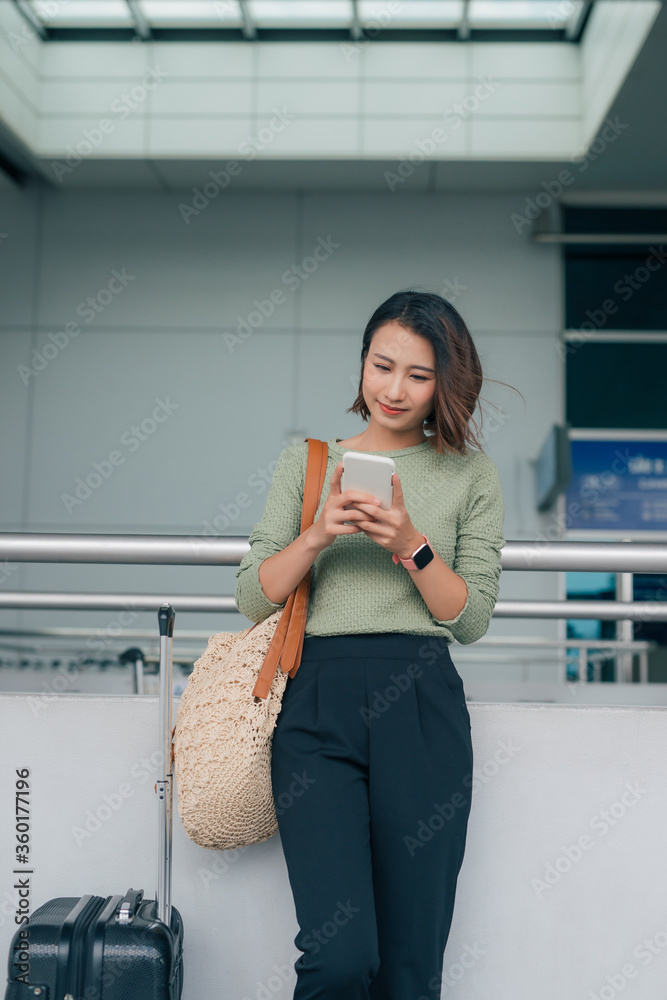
top-left (392, 534), bottom-right (429, 569)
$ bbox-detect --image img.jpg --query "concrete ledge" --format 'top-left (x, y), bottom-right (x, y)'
top-left (1, 694), bottom-right (666, 999)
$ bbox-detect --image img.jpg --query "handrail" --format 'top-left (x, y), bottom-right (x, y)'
top-left (0, 592), bottom-right (666, 619)
top-left (0, 533), bottom-right (666, 572)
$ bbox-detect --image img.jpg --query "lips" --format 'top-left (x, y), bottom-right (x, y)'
top-left (379, 401), bottom-right (406, 413)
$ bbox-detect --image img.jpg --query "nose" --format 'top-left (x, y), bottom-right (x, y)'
top-left (387, 372), bottom-right (406, 401)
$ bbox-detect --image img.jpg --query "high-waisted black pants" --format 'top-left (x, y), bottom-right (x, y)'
top-left (270, 632), bottom-right (474, 1000)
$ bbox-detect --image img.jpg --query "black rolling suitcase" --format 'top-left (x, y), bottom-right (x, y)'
top-left (4, 604), bottom-right (184, 1000)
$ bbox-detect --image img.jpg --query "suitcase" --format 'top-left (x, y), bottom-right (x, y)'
top-left (3, 604), bottom-right (184, 1000)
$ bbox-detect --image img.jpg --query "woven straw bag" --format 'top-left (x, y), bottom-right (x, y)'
top-left (171, 438), bottom-right (328, 850)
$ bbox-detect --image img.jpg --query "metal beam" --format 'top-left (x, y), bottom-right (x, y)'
top-left (501, 540), bottom-right (667, 573)
top-left (12, 0), bottom-right (48, 40)
top-left (238, 0), bottom-right (256, 40)
top-left (458, 0), bottom-right (471, 40)
top-left (1, 533), bottom-right (667, 573)
top-left (0, 592), bottom-right (666, 620)
top-left (565, 1), bottom-right (592, 41)
top-left (0, 532), bottom-right (249, 565)
top-left (0, 592), bottom-right (238, 612)
top-left (350, 0), bottom-right (363, 41)
top-left (126, 0), bottom-right (151, 41)
top-left (533, 233), bottom-right (667, 244)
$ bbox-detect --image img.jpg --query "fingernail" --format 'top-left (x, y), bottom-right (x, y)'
top-left (373, 497), bottom-right (381, 505)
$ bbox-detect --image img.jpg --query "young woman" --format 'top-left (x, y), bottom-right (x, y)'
top-left (235, 290), bottom-right (508, 1000)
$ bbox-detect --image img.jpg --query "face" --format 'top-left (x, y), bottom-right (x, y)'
top-left (361, 321), bottom-right (436, 428)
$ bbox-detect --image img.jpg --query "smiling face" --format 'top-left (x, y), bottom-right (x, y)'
top-left (361, 321), bottom-right (437, 431)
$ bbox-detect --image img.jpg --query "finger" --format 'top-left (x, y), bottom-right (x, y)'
top-left (328, 461), bottom-right (343, 495)
top-left (336, 508), bottom-right (367, 522)
top-left (351, 501), bottom-right (386, 517)
top-left (391, 472), bottom-right (403, 503)
top-left (341, 490), bottom-right (382, 505)
top-left (355, 520), bottom-right (383, 533)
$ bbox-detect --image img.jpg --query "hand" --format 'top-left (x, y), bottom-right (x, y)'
top-left (308, 461), bottom-right (383, 551)
top-left (347, 471), bottom-right (423, 560)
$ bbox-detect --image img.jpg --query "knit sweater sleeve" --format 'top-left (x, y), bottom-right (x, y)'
top-left (234, 443), bottom-right (306, 623)
top-left (431, 453), bottom-right (505, 644)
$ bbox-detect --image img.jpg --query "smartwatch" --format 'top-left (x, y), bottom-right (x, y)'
top-left (392, 534), bottom-right (434, 571)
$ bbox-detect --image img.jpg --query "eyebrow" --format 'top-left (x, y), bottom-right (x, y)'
top-left (372, 352), bottom-right (436, 374)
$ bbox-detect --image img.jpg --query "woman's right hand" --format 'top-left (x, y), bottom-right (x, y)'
top-left (308, 461), bottom-right (381, 551)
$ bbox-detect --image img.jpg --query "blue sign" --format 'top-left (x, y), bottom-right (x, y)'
top-left (565, 438), bottom-right (667, 533)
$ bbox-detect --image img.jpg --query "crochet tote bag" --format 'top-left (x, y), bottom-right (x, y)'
top-left (171, 438), bottom-right (328, 851)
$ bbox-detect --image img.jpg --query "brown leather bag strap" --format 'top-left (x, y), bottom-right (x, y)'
top-left (252, 438), bottom-right (328, 700)
top-left (280, 437), bottom-right (328, 675)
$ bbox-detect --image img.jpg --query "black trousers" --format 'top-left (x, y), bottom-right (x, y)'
top-left (270, 632), bottom-right (474, 1000)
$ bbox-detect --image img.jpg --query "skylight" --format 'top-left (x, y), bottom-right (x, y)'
top-left (20, 0), bottom-right (592, 39)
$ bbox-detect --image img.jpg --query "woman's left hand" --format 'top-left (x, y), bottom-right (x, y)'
top-left (348, 472), bottom-right (424, 561)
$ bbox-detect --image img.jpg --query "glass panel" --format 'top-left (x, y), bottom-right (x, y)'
top-left (469, 0), bottom-right (572, 27)
top-left (566, 344), bottom-right (667, 430)
top-left (359, 0), bottom-right (464, 27)
top-left (565, 252), bottom-right (667, 332)
top-left (28, 0), bottom-right (587, 31)
top-left (139, 1), bottom-right (243, 25)
top-left (566, 571), bottom-right (616, 682)
top-left (29, 0), bottom-right (133, 25)
top-left (247, 1), bottom-right (353, 27)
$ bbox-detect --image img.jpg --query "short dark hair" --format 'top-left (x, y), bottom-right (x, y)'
top-left (347, 289), bottom-right (521, 456)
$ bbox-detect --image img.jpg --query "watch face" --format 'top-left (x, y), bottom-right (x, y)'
top-left (413, 542), bottom-right (434, 570)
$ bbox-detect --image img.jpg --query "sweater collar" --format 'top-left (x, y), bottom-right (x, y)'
top-left (327, 438), bottom-right (433, 458)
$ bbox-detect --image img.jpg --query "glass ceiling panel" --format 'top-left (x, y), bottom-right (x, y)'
top-left (469, 0), bottom-right (576, 27)
top-left (246, 1), bottom-right (354, 28)
top-left (29, 0), bottom-right (133, 25)
top-left (26, 0), bottom-right (589, 33)
top-left (138, 1), bottom-right (243, 26)
top-left (359, 1), bottom-right (464, 28)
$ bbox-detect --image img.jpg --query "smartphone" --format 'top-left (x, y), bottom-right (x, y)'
top-left (341, 451), bottom-right (395, 520)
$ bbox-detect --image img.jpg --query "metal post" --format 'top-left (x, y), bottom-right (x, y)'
top-left (616, 569), bottom-right (635, 683)
top-left (156, 604), bottom-right (174, 928)
top-left (134, 653), bottom-right (145, 696)
top-left (119, 647), bottom-right (146, 695)
top-left (579, 647), bottom-right (588, 683)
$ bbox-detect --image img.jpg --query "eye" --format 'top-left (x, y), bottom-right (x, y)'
top-left (374, 364), bottom-right (427, 382)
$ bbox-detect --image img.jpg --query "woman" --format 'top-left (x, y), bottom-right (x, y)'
top-left (235, 290), bottom-right (508, 1000)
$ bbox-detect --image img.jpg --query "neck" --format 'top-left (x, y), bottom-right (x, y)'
top-left (354, 419), bottom-right (428, 451)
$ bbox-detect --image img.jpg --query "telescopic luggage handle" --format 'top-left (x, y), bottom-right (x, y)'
top-left (156, 603), bottom-right (175, 928)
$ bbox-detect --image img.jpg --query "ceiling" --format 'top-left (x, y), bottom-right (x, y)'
top-left (1, 1), bottom-right (666, 196)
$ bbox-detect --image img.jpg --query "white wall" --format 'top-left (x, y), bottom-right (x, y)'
top-left (1, 693), bottom-right (666, 1000)
top-left (0, 186), bottom-right (563, 687)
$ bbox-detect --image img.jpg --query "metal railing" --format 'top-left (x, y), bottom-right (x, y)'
top-left (0, 533), bottom-right (665, 685)
top-left (0, 532), bottom-right (665, 570)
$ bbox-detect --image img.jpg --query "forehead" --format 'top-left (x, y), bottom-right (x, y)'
top-left (369, 322), bottom-right (435, 363)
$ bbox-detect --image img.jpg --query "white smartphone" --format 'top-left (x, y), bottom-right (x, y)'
top-left (341, 451), bottom-right (395, 517)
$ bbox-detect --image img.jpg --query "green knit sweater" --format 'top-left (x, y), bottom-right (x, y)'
top-left (234, 437), bottom-right (505, 644)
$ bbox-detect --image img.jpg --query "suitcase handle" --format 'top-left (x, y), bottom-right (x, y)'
top-left (117, 887), bottom-right (144, 924)
top-left (155, 603), bottom-right (175, 928)
top-left (158, 604), bottom-right (175, 638)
